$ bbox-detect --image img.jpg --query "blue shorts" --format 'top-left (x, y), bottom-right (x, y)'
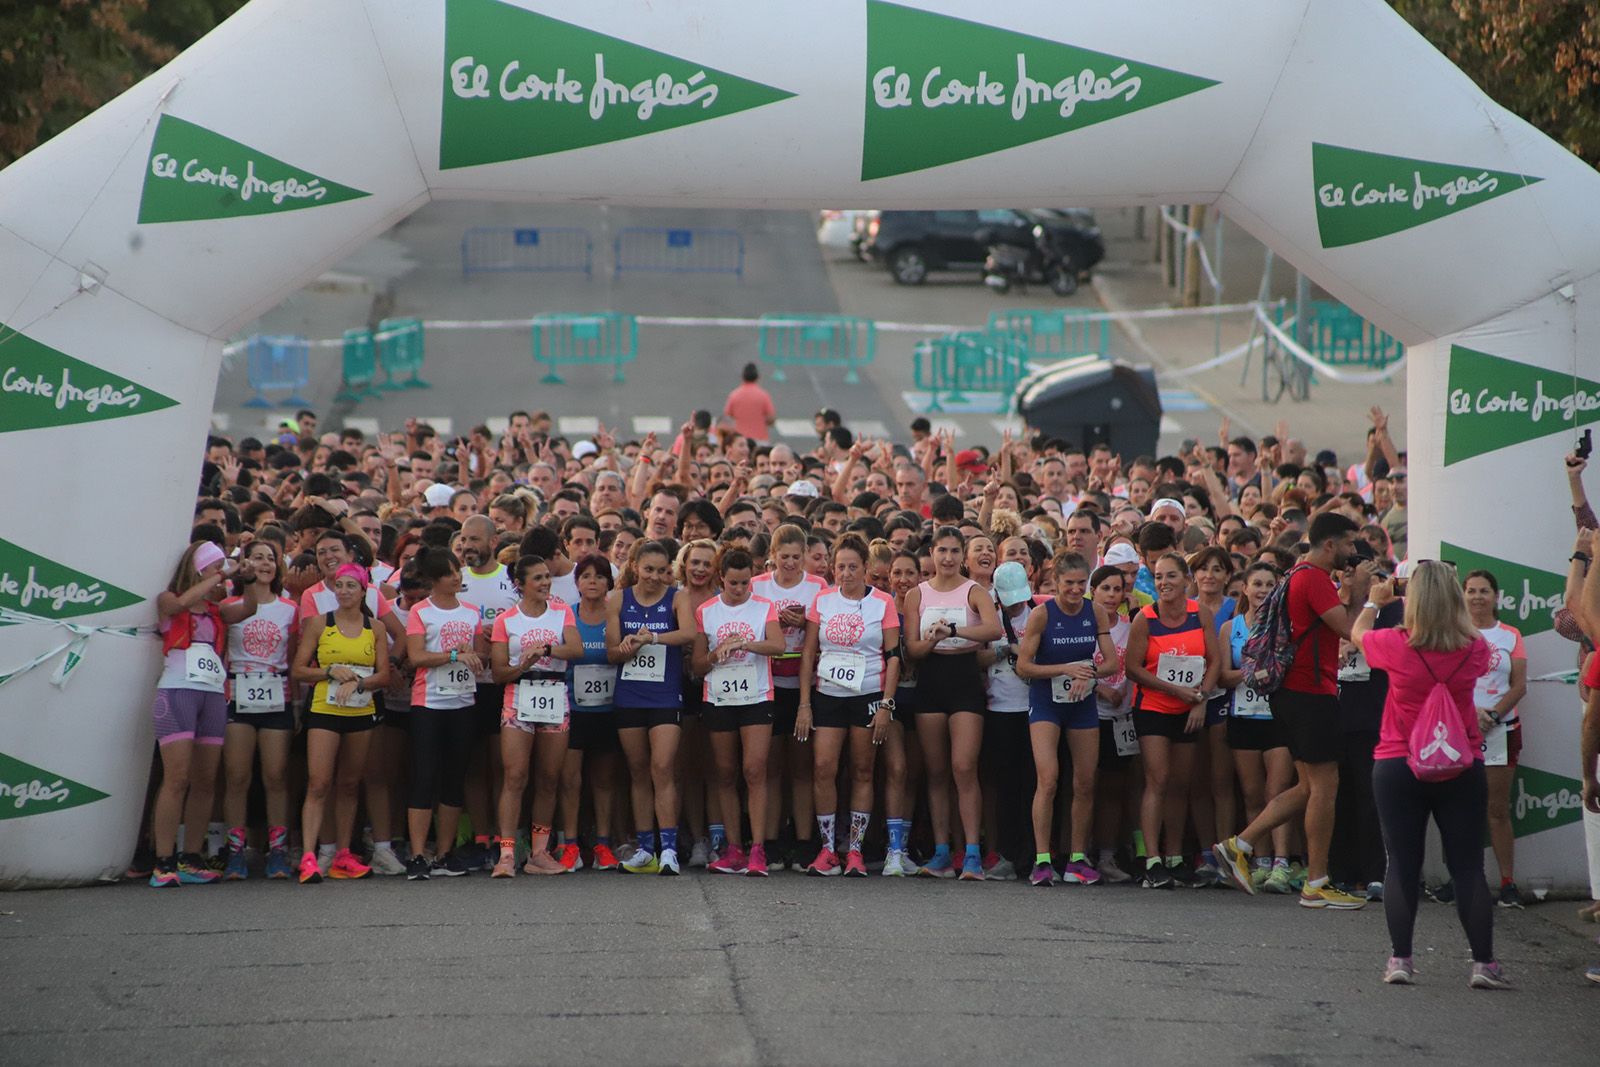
top-left (1028, 698), bottom-right (1098, 731)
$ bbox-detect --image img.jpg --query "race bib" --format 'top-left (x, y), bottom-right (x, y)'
top-left (1481, 723), bottom-right (1509, 767)
top-left (234, 671), bottom-right (284, 713)
top-left (515, 680), bottom-right (568, 724)
top-left (1156, 652), bottom-right (1204, 689)
top-left (184, 644), bottom-right (226, 691)
top-left (708, 660), bottom-right (760, 706)
top-left (430, 661), bottom-right (476, 700)
top-left (327, 665), bottom-right (374, 708)
top-left (1112, 714), bottom-right (1140, 756)
top-left (573, 664), bottom-right (616, 707)
top-left (1050, 672), bottom-right (1091, 703)
top-left (621, 642), bottom-right (666, 683)
top-left (819, 650), bottom-right (867, 693)
top-left (1232, 682), bottom-right (1273, 720)
top-left (1338, 644), bottom-right (1371, 683)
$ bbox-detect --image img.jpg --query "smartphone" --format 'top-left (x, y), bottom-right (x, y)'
top-left (1578, 428), bottom-right (1593, 461)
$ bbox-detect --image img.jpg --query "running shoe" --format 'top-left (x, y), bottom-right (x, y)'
top-left (1250, 865), bottom-right (1271, 892)
top-left (405, 854), bottom-right (431, 881)
top-left (709, 845), bottom-right (749, 875)
top-left (980, 851), bottom-right (1005, 877)
top-left (1030, 862), bottom-right (1057, 887)
top-left (1212, 837), bottom-right (1256, 895)
top-left (297, 852), bottom-right (323, 885)
top-left (1584, 964), bottom-right (1600, 985)
top-left (1365, 881), bottom-right (1385, 902)
top-left (1193, 860), bottom-right (1222, 888)
top-left (148, 861), bottom-right (180, 889)
top-left (789, 841), bottom-right (818, 874)
top-left (843, 850), bottom-right (869, 878)
top-left (557, 843), bottom-right (583, 872)
top-left (881, 849), bottom-right (912, 877)
top-left (983, 858), bottom-right (1018, 881)
top-left (1425, 879), bottom-right (1455, 904)
top-left (1287, 861), bottom-right (1307, 892)
top-left (1141, 861), bottom-right (1174, 890)
top-left (958, 854), bottom-right (984, 881)
top-left (1497, 883), bottom-right (1525, 909)
top-left (369, 846), bottom-right (406, 877)
top-left (127, 846), bottom-right (156, 880)
top-left (522, 850), bottom-right (569, 876)
top-left (1061, 859), bottom-right (1102, 886)
top-left (658, 847), bottom-right (681, 876)
top-left (1383, 957), bottom-right (1415, 985)
top-left (223, 847), bottom-right (250, 881)
top-left (265, 847), bottom-right (292, 881)
top-left (491, 850), bottom-right (516, 878)
top-left (622, 850), bottom-right (660, 874)
top-left (1168, 862), bottom-right (1200, 889)
top-left (689, 838), bottom-right (710, 869)
top-left (1097, 855), bottom-right (1133, 884)
top-left (206, 850), bottom-right (228, 874)
top-left (431, 851), bottom-right (472, 878)
top-left (745, 844), bottom-right (769, 878)
top-left (328, 848), bottom-right (373, 880)
top-left (1469, 962), bottom-right (1512, 990)
top-left (178, 853), bottom-right (220, 885)
top-left (807, 848), bottom-right (843, 876)
top-left (917, 853), bottom-right (956, 879)
top-left (1263, 867), bottom-right (1294, 895)
top-left (592, 843), bottom-right (621, 871)
top-left (1299, 883), bottom-right (1368, 910)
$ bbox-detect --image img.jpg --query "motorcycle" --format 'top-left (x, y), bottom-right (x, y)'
top-left (979, 223), bottom-right (1079, 296)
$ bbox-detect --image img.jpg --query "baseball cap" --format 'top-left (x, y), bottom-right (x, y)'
top-left (572, 440), bottom-right (598, 460)
top-left (423, 483), bottom-right (455, 508)
top-left (1103, 542), bottom-right (1142, 567)
top-left (993, 561), bottom-right (1033, 607)
top-left (785, 479), bottom-right (820, 499)
top-left (954, 449), bottom-right (987, 472)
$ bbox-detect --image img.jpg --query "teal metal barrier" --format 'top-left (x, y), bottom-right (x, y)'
top-left (912, 330), bottom-right (1029, 412)
top-left (757, 314), bottom-right (876, 383)
top-left (986, 308), bottom-right (1109, 361)
top-left (335, 328), bottom-right (382, 402)
top-left (530, 312), bottom-right (638, 384)
top-left (1274, 301), bottom-right (1404, 370)
top-left (376, 317), bottom-right (430, 390)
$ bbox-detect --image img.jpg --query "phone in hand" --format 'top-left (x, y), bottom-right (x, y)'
top-left (1577, 428), bottom-right (1593, 461)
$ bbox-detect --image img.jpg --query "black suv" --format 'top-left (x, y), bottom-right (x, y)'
top-left (866, 208), bottom-right (1103, 285)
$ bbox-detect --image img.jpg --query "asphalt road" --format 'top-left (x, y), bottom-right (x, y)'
top-left (3, 872), bottom-right (1593, 1064)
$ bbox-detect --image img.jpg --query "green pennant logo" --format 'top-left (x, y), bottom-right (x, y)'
top-left (1312, 143), bottom-right (1540, 248)
top-left (139, 114), bottom-right (370, 223)
top-left (440, 0), bottom-right (796, 170)
top-left (0, 536), bottom-right (142, 621)
top-left (0, 322), bottom-right (177, 432)
top-left (1440, 542), bottom-right (1564, 638)
top-left (1509, 764), bottom-right (1585, 839)
top-left (0, 751), bottom-right (109, 821)
top-left (1445, 345), bottom-right (1600, 465)
top-left (861, 1), bottom-right (1218, 181)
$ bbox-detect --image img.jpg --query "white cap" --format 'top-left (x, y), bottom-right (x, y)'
top-left (785, 479), bottom-right (820, 499)
top-left (423, 483), bottom-right (455, 508)
top-left (572, 439), bottom-right (599, 460)
top-left (1103, 542), bottom-right (1142, 567)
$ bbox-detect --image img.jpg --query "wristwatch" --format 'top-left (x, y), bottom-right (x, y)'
top-left (1362, 601), bottom-right (1379, 611)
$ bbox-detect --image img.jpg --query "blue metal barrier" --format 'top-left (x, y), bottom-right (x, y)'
top-left (613, 227), bottom-right (744, 277)
top-left (986, 309), bottom-right (1109, 361)
top-left (461, 226), bottom-right (594, 277)
top-left (243, 335), bottom-right (310, 408)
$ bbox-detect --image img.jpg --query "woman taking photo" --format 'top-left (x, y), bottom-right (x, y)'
top-left (149, 541), bottom-right (256, 887)
top-left (557, 554), bottom-right (624, 871)
top-left (796, 535), bottom-right (901, 877)
top-left (1352, 562), bottom-right (1502, 988)
top-left (290, 563), bottom-right (391, 884)
top-left (675, 538), bottom-right (721, 867)
top-left (220, 539), bottom-right (298, 880)
top-left (904, 526), bottom-right (1003, 880)
top-left (608, 540), bottom-right (694, 875)
top-left (1017, 553), bottom-right (1119, 887)
top-left (490, 554), bottom-right (582, 878)
top-left (696, 548), bottom-right (784, 876)
top-left (1462, 569), bottom-right (1528, 908)
top-left (1124, 552), bottom-right (1220, 889)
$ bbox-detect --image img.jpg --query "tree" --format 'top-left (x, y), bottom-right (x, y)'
top-left (0, 0), bottom-right (245, 167)
top-left (1390, 1), bottom-right (1600, 168)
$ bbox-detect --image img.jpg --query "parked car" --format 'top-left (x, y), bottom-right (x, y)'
top-left (816, 210), bottom-right (865, 253)
top-left (866, 208), bottom-right (1102, 285)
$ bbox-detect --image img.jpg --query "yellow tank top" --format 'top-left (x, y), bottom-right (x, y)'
top-left (311, 612), bottom-right (377, 717)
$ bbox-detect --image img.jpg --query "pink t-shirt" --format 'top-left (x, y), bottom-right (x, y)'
top-left (723, 382), bottom-right (775, 442)
top-left (1362, 628), bottom-right (1491, 761)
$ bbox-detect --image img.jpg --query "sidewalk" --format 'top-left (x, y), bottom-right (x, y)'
top-left (1091, 207), bottom-right (1408, 465)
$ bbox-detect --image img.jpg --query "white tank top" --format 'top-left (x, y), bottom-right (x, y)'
top-left (919, 578), bottom-right (978, 653)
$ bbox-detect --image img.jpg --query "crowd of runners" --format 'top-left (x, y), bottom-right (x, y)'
top-left (137, 369), bottom-right (1600, 987)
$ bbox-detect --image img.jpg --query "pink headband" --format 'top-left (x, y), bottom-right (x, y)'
top-left (334, 563), bottom-right (370, 590)
top-left (193, 542), bottom-right (226, 573)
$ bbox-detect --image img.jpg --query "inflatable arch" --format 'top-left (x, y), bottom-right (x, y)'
top-left (3, 0), bottom-right (1599, 888)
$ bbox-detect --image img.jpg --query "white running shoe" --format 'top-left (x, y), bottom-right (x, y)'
top-left (368, 846), bottom-right (406, 877)
top-left (658, 847), bottom-right (681, 876)
top-left (688, 838), bottom-right (710, 868)
top-left (882, 849), bottom-right (911, 877)
top-left (984, 858), bottom-right (1018, 881)
top-left (1097, 855), bottom-right (1134, 884)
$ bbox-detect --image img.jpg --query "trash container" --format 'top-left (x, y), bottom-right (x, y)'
top-left (1014, 356), bottom-right (1163, 457)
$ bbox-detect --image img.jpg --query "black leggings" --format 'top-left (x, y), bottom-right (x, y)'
top-left (1372, 758), bottom-right (1493, 963)
top-left (981, 712), bottom-right (1033, 865)
top-left (407, 706), bottom-right (478, 810)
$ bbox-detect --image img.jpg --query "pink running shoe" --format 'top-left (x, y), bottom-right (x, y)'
top-left (328, 848), bottom-right (372, 880)
top-left (807, 847), bottom-right (843, 876)
top-left (843, 850), bottom-right (869, 877)
top-left (297, 852), bottom-right (323, 885)
top-left (709, 845), bottom-right (749, 875)
top-left (1061, 859), bottom-right (1102, 885)
top-left (745, 844), bottom-right (769, 877)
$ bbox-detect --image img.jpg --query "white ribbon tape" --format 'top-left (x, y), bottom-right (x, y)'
top-left (0, 607), bottom-right (153, 692)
